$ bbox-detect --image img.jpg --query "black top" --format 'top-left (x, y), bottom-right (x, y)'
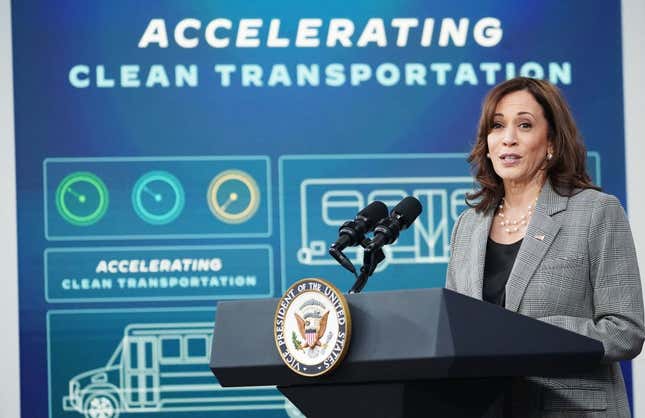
top-left (483, 238), bottom-right (523, 306)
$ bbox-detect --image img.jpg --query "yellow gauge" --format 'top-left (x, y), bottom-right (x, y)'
top-left (207, 170), bottom-right (260, 224)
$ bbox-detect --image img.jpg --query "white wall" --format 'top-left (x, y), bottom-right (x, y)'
top-left (623, 0), bottom-right (645, 416)
top-left (0, 1), bottom-right (644, 417)
top-left (0, 0), bottom-right (19, 416)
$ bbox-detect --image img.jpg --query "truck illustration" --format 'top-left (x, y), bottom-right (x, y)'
top-left (62, 322), bottom-right (302, 418)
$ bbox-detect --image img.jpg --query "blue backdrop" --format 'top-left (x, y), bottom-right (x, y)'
top-left (12, 1), bottom-right (626, 417)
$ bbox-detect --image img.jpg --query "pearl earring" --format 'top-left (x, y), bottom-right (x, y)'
top-left (547, 153), bottom-right (553, 160)
top-left (486, 153), bottom-right (491, 158)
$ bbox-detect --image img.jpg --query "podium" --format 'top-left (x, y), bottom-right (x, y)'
top-left (210, 288), bottom-right (603, 417)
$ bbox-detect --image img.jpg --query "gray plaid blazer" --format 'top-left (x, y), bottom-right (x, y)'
top-left (446, 180), bottom-right (645, 417)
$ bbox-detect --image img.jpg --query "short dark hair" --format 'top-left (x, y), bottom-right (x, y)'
top-left (466, 77), bottom-right (599, 212)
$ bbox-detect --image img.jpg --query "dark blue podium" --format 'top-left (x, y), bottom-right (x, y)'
top-left (210, 288), bottom-right (602, 418)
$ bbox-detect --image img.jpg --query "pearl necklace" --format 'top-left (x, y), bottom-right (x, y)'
top-left (497, 197), bottom-right (538, 234)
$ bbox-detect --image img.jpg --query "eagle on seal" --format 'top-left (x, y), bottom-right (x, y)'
top-left (295, 310), bottom-right (329, 349)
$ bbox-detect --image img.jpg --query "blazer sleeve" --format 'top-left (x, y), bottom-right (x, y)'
top-left (445, 211), bottom-right (464, 291)
top-left (540, 194), bottom-right (645, 363)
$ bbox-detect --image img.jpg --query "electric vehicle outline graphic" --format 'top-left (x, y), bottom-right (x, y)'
top-left (295, 176), bottom-right (475, 271)
top-left (61, 322), bottom-right (304, 418)
top-left (207, 169), bottom-right (260, 224)
top-left (55, 171), bottom-right (109, 226)
top-left (132, 171), bottom-right (185, 225)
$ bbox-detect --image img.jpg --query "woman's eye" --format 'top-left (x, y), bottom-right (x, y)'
top-left (519, 122), bottom-right (532, 129)
top-left (492, 122), bottom-right (503, 129)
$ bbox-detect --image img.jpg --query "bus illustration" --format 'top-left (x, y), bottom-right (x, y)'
top-left (296, 176), bottom-right (474, 270)
top-left (62, 322), bottom-right (302, 418)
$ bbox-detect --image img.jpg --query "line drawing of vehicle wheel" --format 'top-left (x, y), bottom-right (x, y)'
top-left (83, 392), bottom-right (120, 418)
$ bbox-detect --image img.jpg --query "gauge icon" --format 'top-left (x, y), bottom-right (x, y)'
top-left (207, 170), bottom-right (260, 224)
top-left (55, 171), bottom-right (109, 226)
top-left (132, 170), bottom-right (185, 225)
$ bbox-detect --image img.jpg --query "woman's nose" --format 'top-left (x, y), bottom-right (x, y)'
top-left (502, 128), bottom-right (518, 145)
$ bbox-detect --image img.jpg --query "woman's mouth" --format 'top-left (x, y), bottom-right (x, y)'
top-left (499, 153), bottom-right (522, 166)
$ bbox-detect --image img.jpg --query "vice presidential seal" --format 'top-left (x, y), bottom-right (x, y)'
top-left (273, 278), bottom-right (351, 377)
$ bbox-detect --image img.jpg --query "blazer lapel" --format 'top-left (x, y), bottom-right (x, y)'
top-left (471, 209), bottom-right (494, 300)
top-left (504, 181), bottom-right (568, 312)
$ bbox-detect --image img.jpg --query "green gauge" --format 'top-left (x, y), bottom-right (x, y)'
top-left (207, 170), bottom-right (260, 224)
top-left (55, 172), bottom-right (109, 226)
top-left (132, 171), bottom-right (185, 225)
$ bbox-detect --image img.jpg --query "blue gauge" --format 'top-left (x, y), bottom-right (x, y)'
top-left (131, 171), bottom-right (185, 225)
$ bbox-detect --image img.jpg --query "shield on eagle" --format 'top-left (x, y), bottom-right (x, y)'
top-left (294, 298), bottom-right (329, 350)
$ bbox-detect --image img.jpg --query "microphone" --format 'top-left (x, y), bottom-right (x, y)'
top-left (329, 201), bottom-right (388, 274)
top-left (330, 201), bottom-right (389, 251)
top-left (347, 197), bottom-right (422, 294)
top-left (364, 196), bottom-right (423, 254)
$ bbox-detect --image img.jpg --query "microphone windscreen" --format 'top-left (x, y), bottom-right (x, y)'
top-left (358, 201), bottom-right (389, 228)
top-left (392, 196), bottom-right (423, 228)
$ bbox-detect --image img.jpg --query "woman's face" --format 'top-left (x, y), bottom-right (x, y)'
top-left (486, 90), bottom-right (553, 187)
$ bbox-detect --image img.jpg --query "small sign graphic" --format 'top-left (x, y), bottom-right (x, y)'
top-left (274, 278), bottom-right (351, 377)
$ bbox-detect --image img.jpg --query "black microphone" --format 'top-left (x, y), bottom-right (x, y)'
top-left (348, 197), bottom-right (423, 294)
top-left (364, 196), bottom-right (423, 254)
top-left (330, 201), bottom-right (388, 251)
top-left (329, 201), bottom-right (388, 274)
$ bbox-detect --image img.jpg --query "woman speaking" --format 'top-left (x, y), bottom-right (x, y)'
top-left (446, 77), bottom-right (645, 417)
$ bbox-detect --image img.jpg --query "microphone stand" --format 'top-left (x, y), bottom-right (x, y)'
top-left (348, 239), bottom-right (385, 294)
